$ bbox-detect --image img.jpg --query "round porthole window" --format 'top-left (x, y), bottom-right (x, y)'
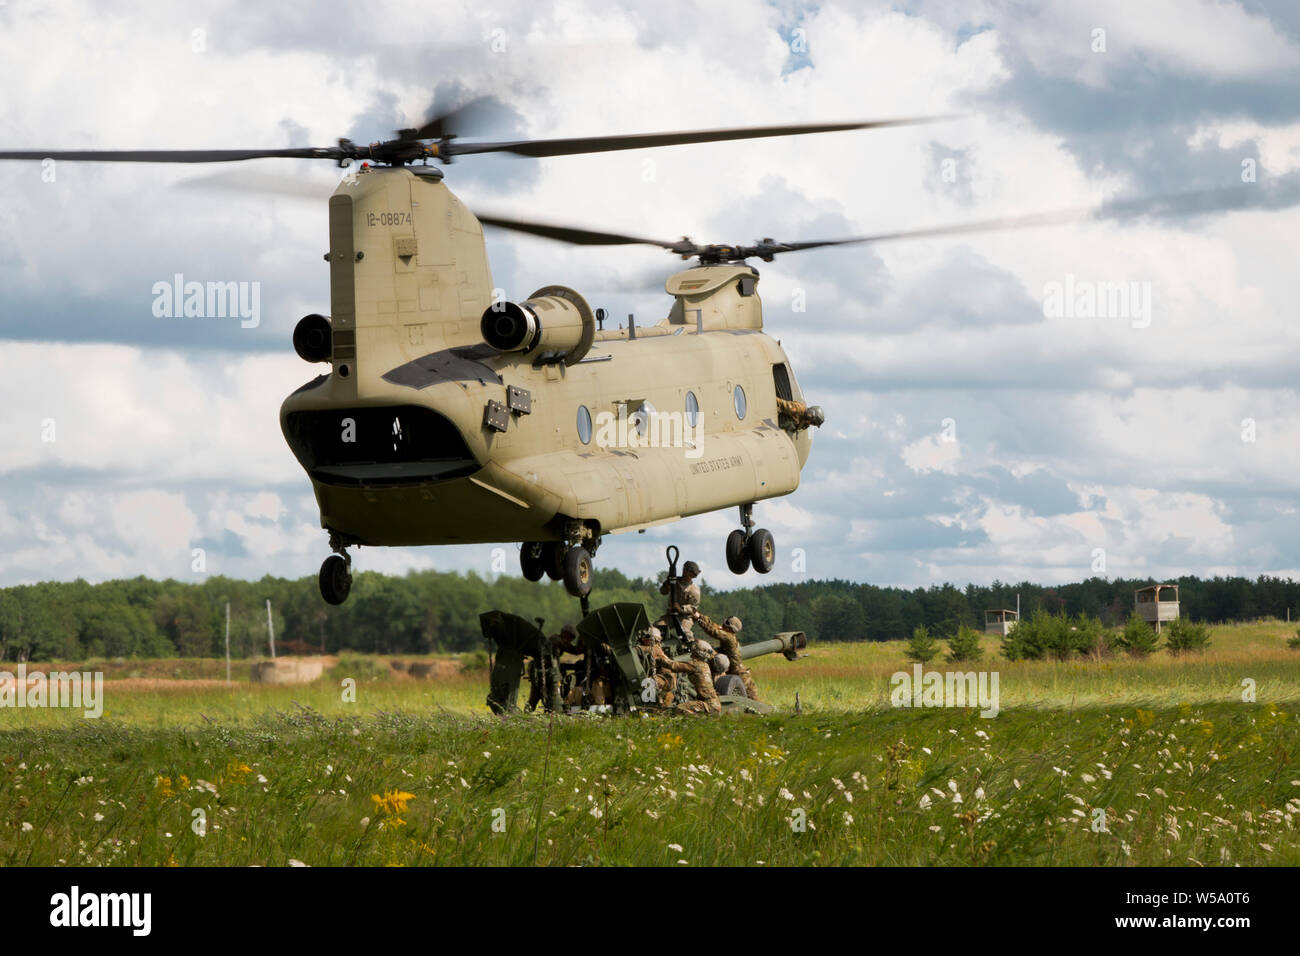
top-left (685, 391), bottom-right (700, 428)
top-left (577, 405), bottom-right (592, 444)
top-left (733, 384), bottom-right (747, 419)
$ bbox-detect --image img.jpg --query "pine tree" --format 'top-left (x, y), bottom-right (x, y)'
top-left (905, 625), bottom-right (940, 664)
top-left (946, 625), bottom-right (984, 663)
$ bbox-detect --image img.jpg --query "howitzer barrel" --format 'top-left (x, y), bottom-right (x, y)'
top-left (676, 631), bottom-right (807, 662)
top-left (738, 631), bottom-right (807, 662)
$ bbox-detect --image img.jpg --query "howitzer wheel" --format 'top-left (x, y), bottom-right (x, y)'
top-left (725, 529), bottom-right (751, 574)
top-left (715, 674), bottom-right (747, 698)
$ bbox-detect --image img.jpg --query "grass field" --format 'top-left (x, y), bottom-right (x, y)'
top-left (2, 620), bottom-right (1298, 865)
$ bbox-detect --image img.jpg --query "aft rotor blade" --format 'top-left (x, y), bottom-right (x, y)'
top-left (0, 147), bottom-right (341, 164)
top-left (447, 116), bottom-right (951, 159)
top-left (411, 97), bottom-right (496, 141)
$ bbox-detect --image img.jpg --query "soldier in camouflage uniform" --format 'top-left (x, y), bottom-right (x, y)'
top-left (658, 560), bottom-right (702, 638)
top-left (695, 613), bottom-right (761, 701)
top-left (526, 623), bottom-right (579, 712)
top-left (636, 625), bottom-right (677, 706)
top-left (777, 397), bottom-right (825, 431)
top-left (664, 640), bottom-right (722, 715)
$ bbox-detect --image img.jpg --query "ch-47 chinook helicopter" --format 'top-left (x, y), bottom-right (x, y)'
top-left (2, 102), bottom-right (1263, 604)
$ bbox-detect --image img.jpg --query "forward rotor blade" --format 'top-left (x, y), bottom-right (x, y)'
top-left (0, 147), bottom-right (340, 164)
top-left (757, 185), bottom-right (1280, 256)
top-left (476, 212), bottom-right (687, 251)
top-left (448, 116), bottom-right (951, 159)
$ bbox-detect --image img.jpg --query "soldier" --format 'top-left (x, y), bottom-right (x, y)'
top-left (658, 559), bottom-right (702, 638)
top-left (664, 640), bottom-right (721, 715)
top-left (636, 625), bottom-right (677, 706)
top-left (777, 396), bottom-right (825, 431)
top-left (526, 623), bottom-right (580, 712)
top-left (696, 613), bottom-right (761, 701)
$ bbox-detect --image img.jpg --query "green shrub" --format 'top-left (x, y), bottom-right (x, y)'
top-left (1164, 618), bottom-right (1211, 655)
top-left (946, 625), bottom-right (984, 663)
top-left (1288, 628), bottom-right (1300, 650)
top-left (905, 625), bottom-right (940, 664)
top-left (460, 649), bottom-right (491, 671)
top-left (1116, 613), bottom-right (1161, 657)
top-left (328, 653), bottom-right (390, 683)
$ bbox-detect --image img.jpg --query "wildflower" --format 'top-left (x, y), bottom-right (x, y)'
top-left (668, 843), bottom-right (683, 852)
top-left (1081, 773), bottom-right (1096, 784)
top-left (371, 789), bottom-right (416, 817)
top-left (360, 817), bottom-right (370, 827)
top-left (919, 794), bottom-right (932, 809)
top-left (778, 787), bottom-right (794, 801)
top-left (843, 812), bottom-right (854, 826)
top-left (288, 859), bottom-right (309, 867)
top-left (93, 813), bottom-right (104, 822)
top-left (589, 805), bottom-right (603, 819)
top-left (929, 825), bottom-right (941, 832)
top-left (21, 822), bottom-right (33, 832)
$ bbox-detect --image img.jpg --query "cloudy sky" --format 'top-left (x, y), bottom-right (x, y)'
top-left (2, 0), bottom-right (1299, 591)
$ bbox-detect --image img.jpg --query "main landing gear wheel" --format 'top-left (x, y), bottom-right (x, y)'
top-left (725, 529), bottom-right (751, 574)
top-left (542, 541), bottom-right (565, 581)
top-left (563, 546), bottom-right (593, 598)
top-left (726, 503), bottom-right (775, 576)
top-left (748, 528), bottom-right (775, 573)
top-left (319, 554), bottom-right (352, 605)
top-left (520, 541), bottom-right (546, 582)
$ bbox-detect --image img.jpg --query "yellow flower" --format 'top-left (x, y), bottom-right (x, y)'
top-left (370, 789), bottom-right (416, 817)
top-left (657, 733), bottom-right (684, 750)
top-left (155, 776), bottom-right (175, 798)
top-left (1198, 720), bottom-right (1214, 737)
top-left (1135, 709), bottom-right (1155, 728)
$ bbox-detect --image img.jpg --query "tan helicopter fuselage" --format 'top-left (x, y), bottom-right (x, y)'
top-left (279, 166), bottom-right (813, 548)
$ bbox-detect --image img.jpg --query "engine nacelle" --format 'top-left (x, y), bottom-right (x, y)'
top-left (293, 313), bottom-right (332, 363)
top-left (480, 285), bottom-right (595, 366)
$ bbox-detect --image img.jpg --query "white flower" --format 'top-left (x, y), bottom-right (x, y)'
top-left (974, 787), bottom-right (985, 801)
top-left (778, 787), bottom-right (794, 801)
top-left (20, 822), bottom-right (33, 832)
top-left (589, 805), bottom-right (603, 819)
top-left (948, 780), bottom-right (958, 793)
top-left (668, 843), bottom-right (683, 852)
top-left (919, 794), bottom-right (932, 809)
top-left (843, 812), bottom-right (854, 826)
top-left (360, 817), bottom-right (370, 827)
top-left (288, 859), bottom-right (309, 867)
top-left (482, 752), bottom-right (492, 759)
top-left (93, 813), bottom-right (105, 822)
top-left (929, 825), bottom-right (941, 832)
top-left (1081, 773), bottom-right (1096, 784)
top-left (257, 774), bottom-right (268, 784)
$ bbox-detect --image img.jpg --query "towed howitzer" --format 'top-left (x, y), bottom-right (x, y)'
top-left (481, 601), bottom-right (807, 715)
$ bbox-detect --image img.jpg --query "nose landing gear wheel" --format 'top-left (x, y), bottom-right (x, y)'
top-left (747, 527), bottom-right (775, 574)
top-left (563, 546), bottom-right (593, 597)
top-left (725, 529), bottom-right (751, 574)
top-left (319, 554), bottom-right (352, 605)
top-left (520, 541), bottom-right (546, 582)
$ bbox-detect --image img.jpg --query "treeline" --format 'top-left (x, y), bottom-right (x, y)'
top-left (0, 571), bottom-right (1297, 662)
